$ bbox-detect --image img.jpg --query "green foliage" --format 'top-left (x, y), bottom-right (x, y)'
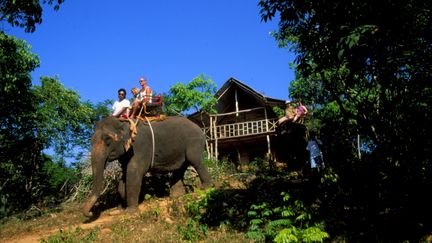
top-left (184, 170), bottom-right (330, 242)
top-left (181, 189), bottom-right (216, 241)
top-left (246, 202), bottom-right (273, 240)
top-left (41, 159), bottom-right (79, 198)
top-left (0, 32), bottom-right (43, 217)
top-left (91, 99), bottom-right (112, 122)
top-left (0, 33), bottom-right (102, 218)
top-left (70, 174), bottom-right (93, 202)
top-left (259, 0), bottom-right (432, 150)
top-left (246, 192), bottom-right (329, 242)
top-left (41, 226), bottom-right (99, 243)
top-left (274, 226), bottom-right (329, 243)
top-left (273, 106), bottom-right (285, 118)
top-left (203, 158), bottom-right (236, 180)
top-left (33, 76), bottom-right (95, 161)
top-left (185, 188), bottom-right (215, 221)
top-left (0, 0), bottom-right (64, 33)
top-left (164, 74), bottom-right (217, 116)
top-left (260, 0), bottom-right (432, 240)
top-left (177, 218), bottom-right (209, 242)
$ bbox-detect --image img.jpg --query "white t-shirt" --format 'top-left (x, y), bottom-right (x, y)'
top-left (112, 99), bottom-right (131, 117)
top-left (138, 86), bottom-right (153, 103)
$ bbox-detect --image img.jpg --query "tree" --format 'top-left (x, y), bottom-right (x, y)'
top-left (164, 74), bottom-right (217, 116)
top-left (0, 0), bottom-right (64, 33)
top-left (1, 0), bottom-right (99, 217)
top-left (91, 99), bottom-right (113, 122)
top-left (259, 0), bottom-right (432, 241)
top-left (0, 33), bottom-right (107, 217)
top-left (0, 32), bottom-right (43, 216)
top-left (260, 0), bottom-right (432, 144)
top-left (32, 76), bottom-right (95, 162)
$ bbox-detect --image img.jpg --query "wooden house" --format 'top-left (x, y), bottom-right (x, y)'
top-left (188, 77), bottom-right (286, 164)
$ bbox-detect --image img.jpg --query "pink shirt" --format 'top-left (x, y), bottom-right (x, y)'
top-left (296, 105), bottom-right (307, 116)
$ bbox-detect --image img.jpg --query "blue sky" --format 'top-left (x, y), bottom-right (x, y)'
top-left (5, 1), bottom-right (295, 104)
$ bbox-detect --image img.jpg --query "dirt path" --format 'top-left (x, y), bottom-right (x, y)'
top-left (1, 200), bottom-right (172, 243)
top-left (3, 210), bottom-right (120, 243)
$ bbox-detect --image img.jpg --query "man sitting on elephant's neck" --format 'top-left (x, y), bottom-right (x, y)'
top-left (112, 88), bottom-right (131, 119)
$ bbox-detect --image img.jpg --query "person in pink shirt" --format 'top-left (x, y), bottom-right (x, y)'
top-left (292, 100), bottom-right (308, 123)
top-left (278, 99), bottom-right (308, 124)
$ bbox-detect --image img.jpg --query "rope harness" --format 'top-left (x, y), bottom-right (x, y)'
top-left (122, 118), bottom-right (137, 152)
top-left (133, 102), bottom-right (155, 168)
top-left (143, 115), bottom-right (155, 168)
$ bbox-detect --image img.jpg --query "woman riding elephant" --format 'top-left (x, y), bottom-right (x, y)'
top-left (83, 116), bottom-right (212, 217)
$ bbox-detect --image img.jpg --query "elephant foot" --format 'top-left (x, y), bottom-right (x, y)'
top-left (201, 181), bottom-right (213, 189)
top-left (84, 211), bottom-right (93, 218)
top-left (124, 206), bottom-right (139, 215)
top-left (171, 186), bottom-right (185, 198)
top-left (117, 203), bottom-right (127, 210)
top-left (108, 208), bottom-right (123, 216)
top-left (171, 181), bottom-right (185, 197)
top-left (83, 195), bottom-right (98, 217)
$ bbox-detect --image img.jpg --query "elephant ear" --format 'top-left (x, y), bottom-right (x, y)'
top-left (121, 119), bottom-right (137, 152)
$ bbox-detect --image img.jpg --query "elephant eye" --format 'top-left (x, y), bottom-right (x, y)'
top-left (102, 134), bottom-right (112, 145)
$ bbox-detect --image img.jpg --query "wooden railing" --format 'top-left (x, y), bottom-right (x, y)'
top-left (207, 118), bottom-right (278, 140)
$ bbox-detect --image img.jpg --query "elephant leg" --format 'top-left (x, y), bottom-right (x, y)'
top-left (170, 164), bottom-right (188, 197)
top-left (117, 180), bottom-right (126, 209)
top-left (194, 163), bottom-right (213, 189)
top-left (125, 157), bottom-right (149, 212)
top-left (186, 144), bottom-right (213, 188)
top-left (117, 160), bottom-right (129, 209)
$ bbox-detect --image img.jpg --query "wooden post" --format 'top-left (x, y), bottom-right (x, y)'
top-left (214, 117), bottom-right (218, 160)
top-left (210, 141), bottom-right (213, 160)
top-left (208, 116), bottom-right (213, 159)
top-left (205, 138), bottom-right (210, 159)
top-left (266, 134), bottom-right (271, 158)
top-left (265, 107), bottom-right (271, 157)
top-left (209, 116), bottom-right (213, 140)
top-left (235, 89), bottom-right (239, 117)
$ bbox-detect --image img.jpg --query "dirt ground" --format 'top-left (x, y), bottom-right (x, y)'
top-left (0, 175), bottom-right (252, 243)
top-left (0, 202), bottom-right (163, 243)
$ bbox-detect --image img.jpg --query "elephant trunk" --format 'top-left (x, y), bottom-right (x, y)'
top-left (83, 142), bottom-right (107, 217)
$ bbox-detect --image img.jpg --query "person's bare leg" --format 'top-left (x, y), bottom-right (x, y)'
top-left (278, 116), bottom-right (288, 124)
top-left (130, 102), bottom-right (139, 119)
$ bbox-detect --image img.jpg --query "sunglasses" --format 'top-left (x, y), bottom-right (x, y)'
top-left (118, 93), bottom-right (125, 96)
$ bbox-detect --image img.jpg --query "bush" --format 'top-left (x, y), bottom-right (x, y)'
top-left (246, 192), bottom-right (329, 242)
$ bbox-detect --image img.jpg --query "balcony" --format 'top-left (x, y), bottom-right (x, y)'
top-left (207, 118), bottom-right (278, 140)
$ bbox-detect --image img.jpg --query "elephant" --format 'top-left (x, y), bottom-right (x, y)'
top-left (83, 116), bottom-right (212, 217)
